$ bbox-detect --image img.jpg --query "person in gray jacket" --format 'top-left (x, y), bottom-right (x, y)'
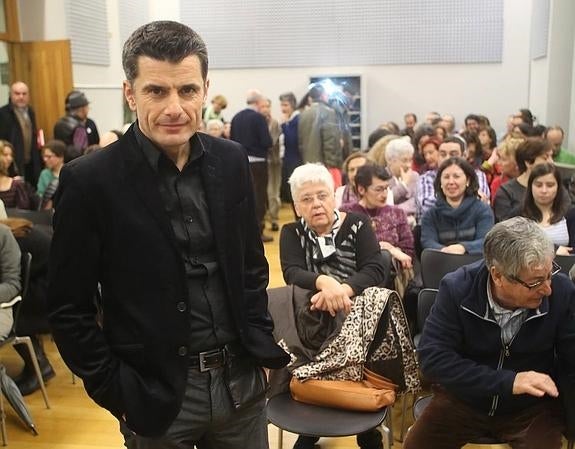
top-left (0, 223), bottom-right (21, 338)
top-left (297, 84), bottom-right (342, 170)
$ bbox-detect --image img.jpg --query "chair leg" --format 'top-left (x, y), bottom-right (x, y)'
top-left (276, 426), bottom-right (283, 449)
top-left (0, 384), bottom-right (6, 446)
top-left (381, 407), bottom-right (393, 449)
top-left (13, 336), bottom-right (50, 409)
top-left (398, 392), bottom-right (412, 441)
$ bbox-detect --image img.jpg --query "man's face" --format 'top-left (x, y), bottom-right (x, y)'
top-left (75, 105), bottom-right (89, 121)
top-left (438, 142), bottom-right (462, 164)
top-left (259, 100), bottom-right (271, 119)
top-left (404, 115), bottom-right (416, 129)
top-left (492, 259), bottom-right (554, 310)
top-left (546, 129), bottom-right (563, 156)
top-left (280, 100), bottom-right (293, 117)
top-left (10, 82), bottom-right (29, 109)
top-left (123, 55), bottom-right (207, 153)
top-left (465, 119), bottom-right (479, 132)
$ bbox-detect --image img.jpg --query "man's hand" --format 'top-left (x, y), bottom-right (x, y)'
top-left (513, 371), bottom-right (558, 397)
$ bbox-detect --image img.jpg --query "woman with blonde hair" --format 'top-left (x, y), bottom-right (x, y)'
top-left (367, 134), bottom-right (399, 167)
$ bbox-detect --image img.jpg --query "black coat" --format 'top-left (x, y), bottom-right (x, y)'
top-left (0, 104), bottom-right (41, 183)
top-left (47, 126), bottom-right (289, 437)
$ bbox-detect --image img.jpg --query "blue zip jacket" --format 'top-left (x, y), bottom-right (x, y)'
top-left (419, 260), bottom-right (575, 416)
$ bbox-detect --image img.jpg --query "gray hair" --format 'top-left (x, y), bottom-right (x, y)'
top-left (484, 217), bottom-right (554, 277)
top-left (288, 163), bottom-right (334, 200)
top-left (246, 89), bottom-right (263, 105)
top-left (385, 137), bottom-right (414, 162)
top-left (122, 21), bottom-right (208, 83)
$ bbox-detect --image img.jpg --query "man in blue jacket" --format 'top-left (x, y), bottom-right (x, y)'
top-left (404, 216), bottom-right (575, 449)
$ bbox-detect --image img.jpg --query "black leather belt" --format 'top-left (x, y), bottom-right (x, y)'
top-left (189, 342), bottom-right (244, 372)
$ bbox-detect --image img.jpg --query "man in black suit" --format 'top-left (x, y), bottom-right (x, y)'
top-left (47, 21), bottom-right (288, 449)
top-left (230, 89), bottom-right (273, 242)
top-left (0, 81), bottom-right (42, 185)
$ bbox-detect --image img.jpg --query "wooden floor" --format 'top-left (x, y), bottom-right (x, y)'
top-left (0, 204), bottom-right (567, 448)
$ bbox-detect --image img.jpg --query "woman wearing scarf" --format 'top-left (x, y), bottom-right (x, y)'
top-left (279, 162), bottom-right (387, 449)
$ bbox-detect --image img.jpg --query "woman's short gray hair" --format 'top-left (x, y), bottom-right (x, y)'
top-left (385, 137), bottom-right (414, 162)
top-left (484, 217), bottom-right (554, 277)
top-left (288, 163), bottom-right (334, 200)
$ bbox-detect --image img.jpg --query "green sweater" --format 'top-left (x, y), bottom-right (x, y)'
top-left (554, 148), bottom-right (575, 165)
top-left (36, 169), bottom-right (57, 197)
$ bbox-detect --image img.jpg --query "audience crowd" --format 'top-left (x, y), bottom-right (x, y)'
top-left (0, 78), bottom-right (574, 446)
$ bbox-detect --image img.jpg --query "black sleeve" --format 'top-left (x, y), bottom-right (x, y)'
top-left (279, 223), bottom-right (319, 290)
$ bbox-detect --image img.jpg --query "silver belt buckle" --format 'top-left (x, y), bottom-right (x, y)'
top-left (198, 347), bottom-right (226, 372)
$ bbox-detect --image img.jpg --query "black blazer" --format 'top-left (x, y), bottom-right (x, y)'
top-left (47, 126), bottom-right (289, 437)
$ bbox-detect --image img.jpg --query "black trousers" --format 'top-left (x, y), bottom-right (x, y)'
top-left (249, 160), bottom-right (268, 233)
top-left (121, 361), bottom-right (268, 449)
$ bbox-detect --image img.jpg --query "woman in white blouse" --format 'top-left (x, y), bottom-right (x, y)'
top-left (521, 162), bottom-right (573, 255)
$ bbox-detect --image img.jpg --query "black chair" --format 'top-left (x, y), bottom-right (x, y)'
top-left (413, 288), bottom-right (438, 347)
top-left (5, 209), bottom-right (53, 227)
top-left (267, 392), bottom-right (390, 449)
top-left (555, 254), bottom-right (575, 276)
top-left (420, 248), bottom-right (482, 289)
top-left (0, 252), bottom-right (50, 444)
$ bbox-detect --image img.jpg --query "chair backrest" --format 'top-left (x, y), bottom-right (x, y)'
top-left (416, 288), bottom-right (438, 338)
top-left (420, 248), bottom-right (482, 289)
top-left (380, 249), bottom-right (393, 288)
top-left (555, 254), bottom-right (575, 276)
top-left (6, 208), bottom-right (53, 227)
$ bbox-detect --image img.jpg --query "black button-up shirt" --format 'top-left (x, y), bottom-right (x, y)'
top-left (135, 124), bottom-right (236, 352)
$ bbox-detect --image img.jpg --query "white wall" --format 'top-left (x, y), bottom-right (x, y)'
top-left (211, 0), bottom-right (533, 143)
top-left (16, 0), bottom-right (575, 149)
top-left (529, 0), bottom-right (575, 152)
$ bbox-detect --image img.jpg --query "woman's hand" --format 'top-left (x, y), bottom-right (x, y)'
top-left (391, 248), bottom-right (413, 269)
top-left (312, 275), bottom-right (353, 316)
top-left (441, 244), bottom-right (466, 255)
top-left (556, 246), bottom-right (572, 256)
top-left (381, 243), bottom-right (412, 269)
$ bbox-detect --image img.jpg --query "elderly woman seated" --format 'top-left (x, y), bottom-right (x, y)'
top-left (384, 137), bottom-right (419, 223)
top-left (421, 157), bottom-right (494, 255)
top-left (280, 162), bottom-right (386, 449)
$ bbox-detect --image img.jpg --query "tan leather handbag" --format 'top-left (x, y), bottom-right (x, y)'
top-left (289, 369), bottom-right (397, 412)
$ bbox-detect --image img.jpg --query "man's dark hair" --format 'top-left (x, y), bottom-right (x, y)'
top-left (442, 135), bottom-right (466, 155)
top-left (404, 112), bottom-right (417, 123)
top-left (279, 92), bottom-right (297, 110)
top-left (515, 138), bottom-right (549, 174)
top-left (464, 114), bottom-right (481, 126)
top-left (354, 164), bottom-right (391, 192)
top-left (434, 157), bottom-right (479, 201)
top-left (308, 84), bottom-right (325, 102)
top-left (122, 21), bottom-right (208, 82)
